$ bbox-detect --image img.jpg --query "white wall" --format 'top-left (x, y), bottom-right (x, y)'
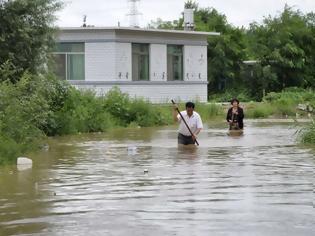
top-left (82, 42), bottom-right (208, 103)
top-left (72, 83), bottom-right (208, 103)
top-left (184, 45), bottom-right (207, 82)
top-left (150, 44), bottom-right (167, 81)
top-left (85, 42), bottom-right (132, 82)
top-left (85, 42), bottom-right (115, 81)
top-left (115, 43), bottom-right (132, 81)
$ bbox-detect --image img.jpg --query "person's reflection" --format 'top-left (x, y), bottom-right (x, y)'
top-left (177, 145), bottom-right (198, 159)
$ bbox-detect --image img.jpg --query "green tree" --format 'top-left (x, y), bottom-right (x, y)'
top-left (184, 0), bottom-right (198, 10)
top-left (247, 5), bottom-right (315, 91)
top-left (148, 18), bottom-right (182, 30)
top-left (190, 8), bottom-right (247, 94)
top-left (0, 0), bottom-right (62, 82)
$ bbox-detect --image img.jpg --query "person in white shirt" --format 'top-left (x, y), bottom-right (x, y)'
top-left (172, 102), bottom-right (203, 145)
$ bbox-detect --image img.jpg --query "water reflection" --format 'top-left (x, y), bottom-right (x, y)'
top-left (0, 121), bottom-right (314, 235)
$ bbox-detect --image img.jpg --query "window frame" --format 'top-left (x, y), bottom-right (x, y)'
top-left (167, 45), bottom-right (184, 81)
top-left (53, 42), bottom-right (85, 81)
top-left (132, 43), bottom-right (150, 81)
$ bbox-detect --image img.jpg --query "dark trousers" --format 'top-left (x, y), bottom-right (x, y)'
top-left (178, 133), bottom-right (195, 145)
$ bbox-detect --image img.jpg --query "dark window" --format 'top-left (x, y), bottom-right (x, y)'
top-left (132, 43), bottom-right (149, 81)
top-left (167, 45), bottom-right (183, 81)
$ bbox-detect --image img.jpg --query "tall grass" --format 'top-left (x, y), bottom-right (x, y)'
top-left (264, 88), bottom-right (315, 117)
top-left (300, 120), bottom-right (315, 145)
top-left (0, 79), bottom-right (174, 164)
top-left (1, 77), bottom-right (314, 165)
top-left (245, 102), bottom-right (275, 118)
top-left (197, 103), bottom-right (224, 119)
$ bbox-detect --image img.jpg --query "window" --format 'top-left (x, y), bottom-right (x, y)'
top-left (53, 43), bottom-right (85, 80)
top-left (132, 43), bottom-right (149, 81)
top-left (167, 45), bottom-right (183, 81)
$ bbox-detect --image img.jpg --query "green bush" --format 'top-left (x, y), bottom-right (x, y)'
top-left (0, 73), bottom-right (51, 163)
top-left (300, 120), bottom-right (315, 144)
top-left (209, 89), bottom-right (253, 103)
top-left (272, 98), bottom-right (296, 116)
top-left (0, 136), bottom-right (23, 165)
top-left (264, 88), bottom-right (315, 104)
top-left (246, 103), bottom-right (274, 118)
top-left (52, 89), bottom-right (116, 135)
top-left (263, 92), bottom-right (282, 102)
top-left (197, 103), bottom-right (224, 119)
top-left (102, 87), bottom-right (170, 127)
top-left (262, 88), bottom-right (315, 117)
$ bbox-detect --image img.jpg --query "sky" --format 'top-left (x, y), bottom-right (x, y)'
top-left (56, 0), bottom-right (315, 28)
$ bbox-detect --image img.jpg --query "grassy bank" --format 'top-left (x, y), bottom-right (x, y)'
top-left (242, 88), bottom-right (315, 119)
top-left (0, 74), bottom-right (224, 164)
top-left (0, 75), bottom-right (170, 164)
top-left (1, 77), bottom-right (314, 165)
top-left (300, 120), bottom-right (315, 145)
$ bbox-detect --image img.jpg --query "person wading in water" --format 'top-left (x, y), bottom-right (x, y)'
top-left (226, 98), bottom-right (244, 130)
top-left (173, 102), bottom-right (203, 145)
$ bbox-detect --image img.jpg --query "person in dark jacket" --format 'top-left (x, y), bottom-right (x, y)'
top-left (226, 98), bottom-right (244, 130)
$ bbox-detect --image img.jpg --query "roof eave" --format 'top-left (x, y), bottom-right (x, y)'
top-left (58, 26), bottom-right (220, 36)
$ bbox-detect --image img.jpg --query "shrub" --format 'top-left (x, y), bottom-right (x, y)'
top-left (103, 88), bottom-right (170, 127)
top-left (0, 73), bottom-right (51, 163)
top-left (300, 120), bottom-right (315, 144)
top-left (197, 103), bottom-right (224, 119)
top-left (209, 89), bottom-right (253, 102)
top-left (246, 103), bottom-right (274, 118)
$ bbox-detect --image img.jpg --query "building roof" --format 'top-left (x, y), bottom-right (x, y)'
top-left (59, 26), bottom-right (220, 36)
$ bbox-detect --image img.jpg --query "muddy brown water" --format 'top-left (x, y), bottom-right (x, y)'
top-left (0, 121), bottom-right (314, 236)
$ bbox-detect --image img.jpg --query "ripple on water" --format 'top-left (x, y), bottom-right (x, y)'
top-left (0, 123), bottom-right (314, 235)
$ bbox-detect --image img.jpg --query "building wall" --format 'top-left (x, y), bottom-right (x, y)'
top-left (69, 81), bottom-right (208, 103)
top-left (57, 30), bottom-right (115, 42)
top-left (150, 44), bottom-right (167, 81)
top-left (85, 42), bottom-right (116, 81)
top-left (115, 43), bottom-right (132, 81)
top-left (58, 29), bottom-right (211, 102)
top-left (184, 45), bottom-right (208, 82)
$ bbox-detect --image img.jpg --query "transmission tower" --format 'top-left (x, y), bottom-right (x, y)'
top-left (126, 0), bottom-right (142, 28)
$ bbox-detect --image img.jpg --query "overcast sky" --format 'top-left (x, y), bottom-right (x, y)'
top-left (56, 0), bottom-right (315, 28)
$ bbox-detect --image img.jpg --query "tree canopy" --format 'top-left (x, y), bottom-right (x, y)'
top-left (150, 3), bottom-right (315, 100)
top-left (0, 0), bottom-right (62, 82)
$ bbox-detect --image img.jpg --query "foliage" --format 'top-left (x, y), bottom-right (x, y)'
top-left (245, 103), bottom-right (275, 118)
top-left (247, 5), bottom-right (315, 91)
top-left (148, 18), bottom-right (183, 30)
top-left (0, 81), bottom-right (174, 163)
top-left (300, 120), bottom-right (315, 144)
top-left (197, 103), bottom-right (224, 119)
top-left (0, 73), bottom-right (53, 164)
top-left (209, 89), bottom-right (253, 102)
top-left (51, 89), bottom-right (116, 135)
top-left (184, 0), bottom-right (198, 10)
top-left (0, 0), bottom-right (62, 82)
top-left (151, 4), bottom-right (315, 100)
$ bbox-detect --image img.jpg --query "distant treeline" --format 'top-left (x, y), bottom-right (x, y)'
top-left (150, 3), bottom-right (315, 101)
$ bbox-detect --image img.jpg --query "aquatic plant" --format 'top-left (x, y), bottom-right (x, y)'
top-left (300, 120), bottom-right (315, 144)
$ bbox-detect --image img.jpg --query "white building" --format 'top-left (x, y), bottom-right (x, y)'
top-left (53, 27), bottom-right (219, 103)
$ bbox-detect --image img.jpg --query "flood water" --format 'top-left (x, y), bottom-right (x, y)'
top-left (0, 121), bottom-right (314, 236)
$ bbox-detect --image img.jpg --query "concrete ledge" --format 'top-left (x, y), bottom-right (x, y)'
top-left (68, 80), bottom-right (209, 86)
